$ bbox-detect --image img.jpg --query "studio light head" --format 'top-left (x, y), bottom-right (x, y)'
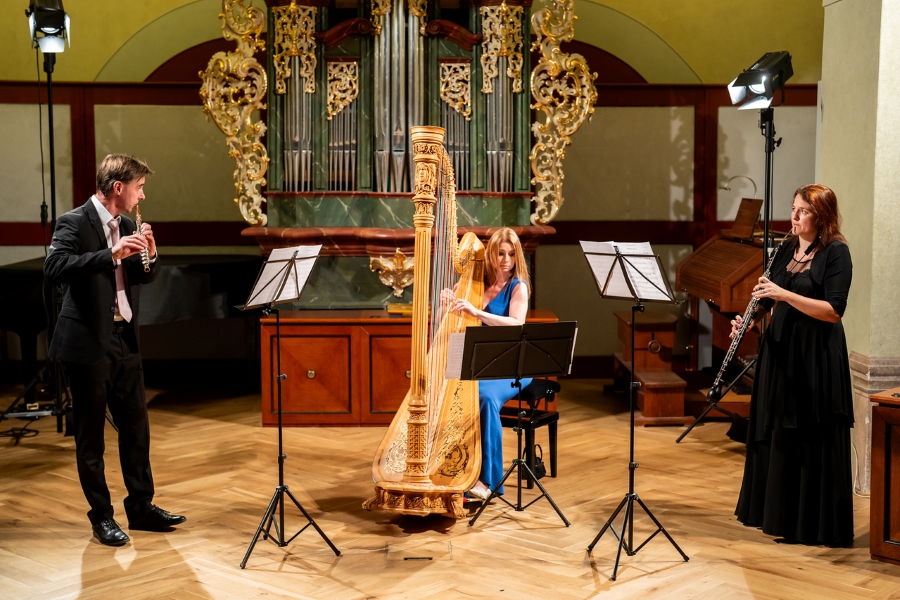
top-left (728, 51), bottom-right (793, 110)
top-left (26, 0), bottom-right (70, 54)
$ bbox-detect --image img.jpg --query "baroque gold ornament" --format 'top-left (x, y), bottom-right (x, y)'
top-left (370, 0), bottom-right (391, 35)
top-left (480, 1), bottom-right (524, 94)
top-left (408, 0), bottom-right (428, 35)
top-left (200, 0), bottom-right (270, 226)
top-left (370, 248), bottom-right (415, 298)
top-left (272, 1), bottom-right (317, 95)
top-left (529, 0), bottom-right (597, 225)
top-left (440, 62), bottom-right (471, 120)
top-left (327, 61), bottom-right (359, 120)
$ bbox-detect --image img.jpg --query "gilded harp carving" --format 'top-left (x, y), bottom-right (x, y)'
top-left (363, 126), bottom-right (485, 518)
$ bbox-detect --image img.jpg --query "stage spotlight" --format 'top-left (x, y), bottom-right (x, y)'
top-left (727, 51), bottom-right (793, 110)
top-left (26, 0), bottom-right (70, 54)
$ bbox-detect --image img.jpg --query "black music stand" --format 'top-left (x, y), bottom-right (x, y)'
top-left (463, 321), bottom-right (576, 527)
top-left (237, 245), bottom-right (340, 569)
top-left (581, 241), bottom-right (689, 581)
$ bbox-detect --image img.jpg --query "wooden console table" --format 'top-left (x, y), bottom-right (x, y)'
top-left (260, 309), bottom-right (558, 426)
top-left (870, 385), bottom-right (900, 565)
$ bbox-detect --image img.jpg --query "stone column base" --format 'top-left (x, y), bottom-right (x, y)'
top-left (849, 351), bottom-right (900, 494)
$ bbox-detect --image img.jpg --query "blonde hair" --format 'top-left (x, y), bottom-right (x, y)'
top-left (484, 227), bottom-right (530, 295)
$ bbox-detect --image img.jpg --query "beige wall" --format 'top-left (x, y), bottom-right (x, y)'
top-left (2, 1), bottom-right (824, 84)
top-left (536, 244), bottom-right (691, 357)
top-left (717, 106), bottom-right (818, 221)
top-left (564, 107), bottom-right (694, 221)
top-left (818, 0), bottom-right (881, 357)
top-left (94, 105), bottom-right (237, 222)
top-left (870, 1), bottom-right (900, 357)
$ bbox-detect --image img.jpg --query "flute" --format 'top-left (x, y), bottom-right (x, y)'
top-left (135, 206), bottom-right (151, 273)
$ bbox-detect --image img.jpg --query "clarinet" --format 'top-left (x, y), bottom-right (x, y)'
top-left (135, 206), bottom-right (151, 273)
top-left (707, 235), bottom-right (792, 401)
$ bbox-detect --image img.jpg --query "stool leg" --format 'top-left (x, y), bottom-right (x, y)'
top-left (525, 428), bottom-right (535, 489)
top-left (549, 421), bottom-right (557, 478)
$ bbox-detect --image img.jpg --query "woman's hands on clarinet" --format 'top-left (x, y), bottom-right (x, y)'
top-left (729, 315), bottom-right (748, 339)
top-left (752, 276), bottom-right (787, 302)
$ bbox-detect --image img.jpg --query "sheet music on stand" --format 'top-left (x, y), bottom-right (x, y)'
top-left (242, 245), bottom-right (321, 309)
top-left (580, 241), bottom-right (675, 303)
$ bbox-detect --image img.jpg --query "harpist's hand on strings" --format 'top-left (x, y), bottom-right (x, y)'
top-left (440, 288), bottom-right (456, 306)
top-left (448, 296), bottom-right (478, 318)
top-left (752, 276), bottom-right (787, 302)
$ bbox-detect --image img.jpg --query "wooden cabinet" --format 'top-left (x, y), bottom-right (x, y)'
top-left (260, 309), bottom-right (558, 426)
top-left (870, 386), bottom-right (900, 566)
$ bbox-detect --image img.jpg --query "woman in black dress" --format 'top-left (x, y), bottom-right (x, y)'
top-left (732, 183), bottom-right (854, 547)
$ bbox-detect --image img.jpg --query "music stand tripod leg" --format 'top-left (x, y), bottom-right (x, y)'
top-left (240, 487), bottom-right (281, 568)
top-left (284, 487), bottom-right (341, 556)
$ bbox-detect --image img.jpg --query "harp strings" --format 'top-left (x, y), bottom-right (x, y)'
top-left (425, 149), bottom-right (461, 458)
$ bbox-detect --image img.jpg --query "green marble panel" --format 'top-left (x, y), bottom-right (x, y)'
top-left (289, 256), bottom-right (413, 309)
top-left (437, 39), bottom-right (469, 59)
top-left (270, 193), bottom-right (525, 228)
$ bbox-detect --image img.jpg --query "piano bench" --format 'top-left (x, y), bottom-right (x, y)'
top-left (635, 370), bottom-right (693, 426)
top-left (499, 407), bottom-right (558, 489)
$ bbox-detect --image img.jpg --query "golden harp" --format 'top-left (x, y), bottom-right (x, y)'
top-left (363, 126), bottom-right (485, 518)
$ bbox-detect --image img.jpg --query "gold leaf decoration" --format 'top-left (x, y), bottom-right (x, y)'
top-left (480, 1), bottom-right (524, 94)
top-left (529, 0), bottom-right (597, 225)
top-left (439, 62), bottom-right (471, 120)
top-left (272, 1), bottom-right (317, 95)
top-left (200, 0), bottom-right (270, 227)
top-left (327, 61), bottom-right (359, 120)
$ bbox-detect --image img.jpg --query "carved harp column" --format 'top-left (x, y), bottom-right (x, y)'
top-left (404, 125), bottom-right (443, 483)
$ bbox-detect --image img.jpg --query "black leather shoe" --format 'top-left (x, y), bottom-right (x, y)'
top-left (128, 504), bottom-right (187, 531)
top-left (92, 519), bottom-right (130, 546)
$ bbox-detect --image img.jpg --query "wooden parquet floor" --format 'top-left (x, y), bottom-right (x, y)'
top-left (1, 379), bottom-right (898, 600)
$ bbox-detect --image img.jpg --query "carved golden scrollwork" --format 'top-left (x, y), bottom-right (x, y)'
top-left (439, 62), bottom-right (471, 121)
top-left (272, 1), bottom-right (317, 95)
top-left (327, 61), bottom-right (359, 120)
top-left (370, 0), bottom-right (391, 35)
top-left (200, 0), bottom-right (270, 227)
top-left (528, 0), bottom-right (597, 225)
top-left (480, 1), bottom-right (524, 94)
top-left (370, 248), bottom-right (415, 298)
top-left (408, 0), bottom-right (428, 35)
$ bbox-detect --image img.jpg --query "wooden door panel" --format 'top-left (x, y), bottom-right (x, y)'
top-left (369, 336), bottom-right (412, 415)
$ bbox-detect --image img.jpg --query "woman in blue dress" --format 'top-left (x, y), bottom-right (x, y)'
top-left (444, 227), bottom-right (531, 500)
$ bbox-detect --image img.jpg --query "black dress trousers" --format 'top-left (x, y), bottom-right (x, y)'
top-left (65, 322), bottom-right (154, 525)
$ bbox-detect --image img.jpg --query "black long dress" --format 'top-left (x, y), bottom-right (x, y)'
top-left (735, 238), bottom-right (854, 547)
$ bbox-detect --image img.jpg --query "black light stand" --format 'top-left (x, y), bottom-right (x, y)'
top-left (238, 247), bottom-right (340, 569)
top-left (464, 322), bottom-right (576, 528)
top-left (581, 244), bottom-right (688, 581)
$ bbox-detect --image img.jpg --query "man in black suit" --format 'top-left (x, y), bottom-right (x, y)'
top-left (44, 153), bottom-right (185, 546)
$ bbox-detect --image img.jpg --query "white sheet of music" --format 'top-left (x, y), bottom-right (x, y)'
top-left (445, 332), bottom-right (465, 379)
top-left (248, 245), bottom-right (321, 307)
top-left (581, 240), bottom-right (671, 302)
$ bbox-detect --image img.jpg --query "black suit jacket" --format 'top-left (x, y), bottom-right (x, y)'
top-left (44, 200), bottom-right (160, 364)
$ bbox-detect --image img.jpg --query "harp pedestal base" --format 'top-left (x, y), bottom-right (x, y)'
top-left (363, 482), bottom-right (468, 519)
